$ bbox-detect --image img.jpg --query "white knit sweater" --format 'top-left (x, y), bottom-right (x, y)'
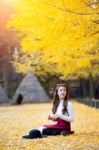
top-left (56, 100), bottom-right (74, 122)
top-left (37, 101), bottom-right (75, 134)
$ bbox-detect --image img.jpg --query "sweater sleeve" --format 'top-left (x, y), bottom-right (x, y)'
top-left (60, 102), bottom-right (75, 122)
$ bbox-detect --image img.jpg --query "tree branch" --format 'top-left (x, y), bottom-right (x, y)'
top-left (46, 2), bottom-right (99, 15)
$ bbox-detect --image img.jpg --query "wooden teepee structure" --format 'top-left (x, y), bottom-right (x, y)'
top-left (12, 71), bottom-right (49, 104)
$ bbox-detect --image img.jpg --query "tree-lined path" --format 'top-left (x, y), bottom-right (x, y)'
top-left (0, 101), bottom-right (99, 150)
top-left (0, 1), bottom-right (99, 149)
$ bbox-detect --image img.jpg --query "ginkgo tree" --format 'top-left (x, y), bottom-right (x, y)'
top-left (7, 0), bottom-right (99, 81)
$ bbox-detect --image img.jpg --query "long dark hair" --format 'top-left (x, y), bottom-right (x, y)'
top-left (52, 83), bottom-right (69, 115)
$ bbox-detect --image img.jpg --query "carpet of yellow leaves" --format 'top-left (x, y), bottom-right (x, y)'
top-left (0, 100), bottom-right (99, 150)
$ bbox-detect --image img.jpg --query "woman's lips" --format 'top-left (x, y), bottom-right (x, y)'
top-left (61, 94), bottom-right (65, 96)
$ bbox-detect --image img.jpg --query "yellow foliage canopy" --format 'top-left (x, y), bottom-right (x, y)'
top-left (8, 0), bottom-right (99, 79)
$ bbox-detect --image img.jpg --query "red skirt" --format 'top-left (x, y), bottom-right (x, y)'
top-left (43, 119), bottom-right (74, 133)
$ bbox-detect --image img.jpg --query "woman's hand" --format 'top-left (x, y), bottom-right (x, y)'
top-left (48, 114), bottom-right (61, 121)
top-left (48, 115), bottom-right (57, 121)
top-left (54, 114), bottom-right (61, 119)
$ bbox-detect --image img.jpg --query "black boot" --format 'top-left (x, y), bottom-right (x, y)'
top-left (60, 131), bottom-right (74, 136)
top-left (22, 129), bottom-right (42, 139)
top-left (22, 135), bottom-right (33, 139)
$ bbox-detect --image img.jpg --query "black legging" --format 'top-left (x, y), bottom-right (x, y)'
top-left (29, 128), bottom-right (63, 139)
top-left (42, 128), bottom-right (62, 136)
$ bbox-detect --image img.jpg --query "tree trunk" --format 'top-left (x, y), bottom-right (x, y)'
top-left (89, 73), bottom-right (94, 98)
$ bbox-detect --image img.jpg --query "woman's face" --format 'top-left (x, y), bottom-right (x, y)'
top-left (57, 86), bottom-right (66, 100)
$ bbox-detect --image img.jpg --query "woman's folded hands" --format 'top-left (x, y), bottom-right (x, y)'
top-left (48, 114), bottom-right (61, 121)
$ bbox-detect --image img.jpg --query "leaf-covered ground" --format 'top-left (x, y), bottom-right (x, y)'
top-left (0, 100), bottom-right (99, 150)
